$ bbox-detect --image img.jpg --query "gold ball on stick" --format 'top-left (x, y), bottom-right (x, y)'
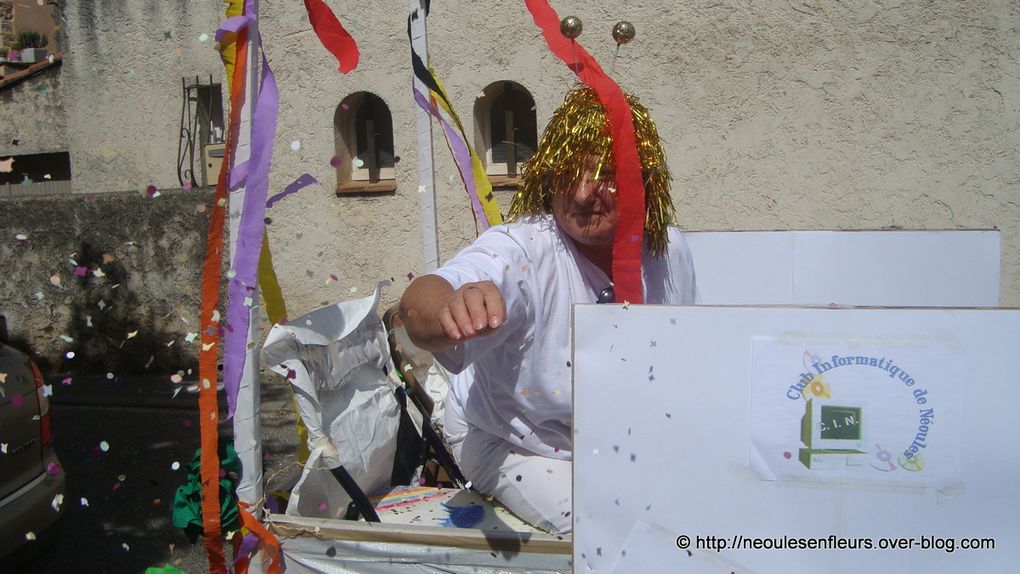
top-left (560, 16), bottom-right (583, 40)
top-left (612, 21), bottom-right (636, 45)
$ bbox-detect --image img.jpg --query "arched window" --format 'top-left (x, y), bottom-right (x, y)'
top-left (474, 81), bottom-right (537, 180)
top-left (335, 92), bottom-right (395, 191)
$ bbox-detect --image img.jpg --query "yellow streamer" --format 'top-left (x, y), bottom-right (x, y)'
top-left (428, 70), bottom-right (503, 228)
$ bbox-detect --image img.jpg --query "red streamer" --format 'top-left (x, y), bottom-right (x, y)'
top-left (303, 0), bottom-right (360, 74)
top-left (235, 503), bottom-right (283, 574)
top-left (523, 0), bottom-right (645, 303)
top-left (197, 20), bottom-right (252, 574)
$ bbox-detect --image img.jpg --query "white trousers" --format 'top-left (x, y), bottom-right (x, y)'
top-left (443, 392), bottom-right (573, 534)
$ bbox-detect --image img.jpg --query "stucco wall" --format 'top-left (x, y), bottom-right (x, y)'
top-left (0, 188), bottom-right (213, 374)
top-left (15, 0), bottom-right (1017, 365)
top-left (0, 64), bottom-right (67, 156)
top-left (62, 0), bottom-right (225, 194)
top-left (255, 0), bottom-right (1019, 312)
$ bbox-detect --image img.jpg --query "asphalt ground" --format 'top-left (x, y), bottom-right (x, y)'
top-left (14, 372), bottom-right (302, 574)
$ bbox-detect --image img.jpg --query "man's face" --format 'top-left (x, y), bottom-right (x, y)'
top-left (552, 161), bottom-right (619, 250)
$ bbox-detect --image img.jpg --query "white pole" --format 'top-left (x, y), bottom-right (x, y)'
top-left (229, 9), bottom-right (265, 517)
top-left (409, 0), bottom-right (440, 272)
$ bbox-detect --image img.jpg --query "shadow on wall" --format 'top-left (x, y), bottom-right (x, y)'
top-left (58, 240), bottom-right (193, 375)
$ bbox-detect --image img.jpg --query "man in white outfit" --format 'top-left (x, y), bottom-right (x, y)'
top-left (399, 87), bottom-right (698, 533)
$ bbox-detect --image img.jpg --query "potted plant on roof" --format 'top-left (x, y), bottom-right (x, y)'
top-left (17, 30), bottom-right (49, 64)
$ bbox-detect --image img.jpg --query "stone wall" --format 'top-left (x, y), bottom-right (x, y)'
top-left (0, 187), bottom-right (214, 375)
top-left (0, 63), bottom-right (67, 156)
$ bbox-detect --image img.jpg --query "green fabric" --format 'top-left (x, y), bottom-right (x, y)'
top-left (171, 442), bottom-right (241, 541)
top-left (145, 565), bottom-right (187, 574)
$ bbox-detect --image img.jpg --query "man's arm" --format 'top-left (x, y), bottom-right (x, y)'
top-left (398, 275), bottom-right (506, 352)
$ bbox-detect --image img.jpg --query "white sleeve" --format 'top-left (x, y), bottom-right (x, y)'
top-left (428, 227), bottom-right (534, 373)
top-left (666, 228), bottom-right (701, 305)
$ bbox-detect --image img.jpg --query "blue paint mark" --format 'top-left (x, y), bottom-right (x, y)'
top-left (438, 503), bottom-right (485, 528)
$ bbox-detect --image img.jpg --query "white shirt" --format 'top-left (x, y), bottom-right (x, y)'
top-left (432, 214), bottom-right (698, 460)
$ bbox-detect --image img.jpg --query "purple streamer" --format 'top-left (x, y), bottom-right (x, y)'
top-left (229, 160), bottom-right (249, 190)
top-left (266, 173), bottom-right (319, 208)
top-left (412, 88), bottom-right (489, 229)
top-left (233, 532), bottom-right (260, 571)
top-left (222, 46), bottom-right (279, 420)
top-left (215, 15), bottom-right (254, 42)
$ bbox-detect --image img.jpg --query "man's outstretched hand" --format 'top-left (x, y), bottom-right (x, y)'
top-left (399, 276), bottom-right (506, 352)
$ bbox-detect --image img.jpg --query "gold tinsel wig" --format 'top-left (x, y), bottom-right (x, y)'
top-left (507, 85), bottom-right (676, 257)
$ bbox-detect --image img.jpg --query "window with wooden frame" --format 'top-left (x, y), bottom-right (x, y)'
top-left (474, 81), bottom-right (537, 186)
top-left (334, 92), bottom-right (396, 193)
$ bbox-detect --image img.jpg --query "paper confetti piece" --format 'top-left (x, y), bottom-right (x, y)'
top-left (329, 155), bottom-right (342, 167)
top-left (170, 374), bottom-right (183, 384)
top-left (122, 542), bottom-right (130, 552)
top-left (41, 384), bottom-right (52, 397)
top-left (59, 334), bottom-right (74, 343)
top-left (126, 330), bottom-right (138, 339)
top-left (0, 157), bottom-right (13, 173)
top-left (80, 497), bottom-right (89, 507)
top-left (61, 377), bottom-right (72, 385)
top-left (73, 266), bottom-right (87, 277)
top-left (49, 275), bottom-right (62, 287)
top-left (1, 443), bottom-right (7, 454)
top-left (198, 33), bottom-right (209, 41)
top-left (93, 268), bottom-right (106, 278)
top-left (290, 140), bottom-right (301, 151)
top-left (14, 233), bottom-right (27, 241)
top-left (99, 440), bottom-right (110, 452)
top-left (172, 461), bottom-right (181, 471)
top-left (52, 494), bottom-right (64, 512)
top-left (25, 532), bottom-right (36, 541)
top-left (185, 332), bottom-right (198, 343)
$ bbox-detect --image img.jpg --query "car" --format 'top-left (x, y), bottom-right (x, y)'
top-left (0, 315), bottom-right (66, 567)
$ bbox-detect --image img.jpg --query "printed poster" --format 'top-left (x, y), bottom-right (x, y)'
top-left (750, 337), bottom-right (961, 487)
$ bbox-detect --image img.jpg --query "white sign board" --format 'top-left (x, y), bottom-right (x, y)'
top-left (684, 231), bottom-right (1000, 306)
top-left (573, 305), bottom-right (1020, 573)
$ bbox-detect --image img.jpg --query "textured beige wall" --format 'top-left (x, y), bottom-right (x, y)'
top-left (62, 0), bottom-right (225, 194)
top-left (51, 1), bottom-right (1019, 320)
top-left (258, 0), bottom-right (1019, 313)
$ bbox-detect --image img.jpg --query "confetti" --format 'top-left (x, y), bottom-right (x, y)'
top-left (25, 532), bottom-right (36, 541)
top-left (146, 184), bottom-right (158, 196)
top-left (73, 266), bottom-right (87, 277)
top-left (290, 140), bottom-right (301, 151)
top-left (14, 233), bottom-right (27, 241)
top-left (59, 334), bottom-right (74, 343)
top-left (353, 158), bottom-right (364, 168)
top-left (126, 330), bottom-right (138, 339)
top-left (49, 275), bottom-right (62, 287)
top-left (93, 268), bottom-right (106, 278)
top-left (99, 440), bottom-right (110, 452)
top-left (171, 461), bottom-right (181, 471)
top-left (329, 155), bottom-right (342, 167)
top-left (41, 384), bottom-right (52, 397)
top-left (51, 494), bottom-right (63, 512)
top-left (183, 182), bottom-right (193, 190)
top-left (12, 395), bottom-right (23, 407)
top-left (1, 443), bottom-right (6, 454)
top-left (61, 377), bottom-right (72, 385)
top-left (0, 157), bottom-right (13, 173)
top-left (106, 372), bottom-right (114, 380)
top-left (80, 497), bottom-right (89, 507)
top-left (198, 33), bottom-right (209, 41)
top-left (121, 542), bottom-right (130, 552)
top-left (170, 374), bottom-right (183, 383)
